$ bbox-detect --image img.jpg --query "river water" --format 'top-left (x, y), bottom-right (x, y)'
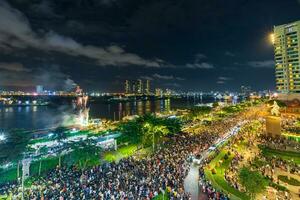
top-left (0, 97), bottom-right (217, 130)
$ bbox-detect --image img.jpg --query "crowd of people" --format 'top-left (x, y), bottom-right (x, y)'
top-left (0, 129), bottom-right (224, 200)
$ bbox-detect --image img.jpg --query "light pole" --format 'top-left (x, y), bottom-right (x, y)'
top-left (21, 158), bottom-right (31, 200)
top-left (153, 131), bottom-right (155, 151)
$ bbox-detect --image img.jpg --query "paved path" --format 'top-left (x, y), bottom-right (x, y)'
top-left (184, 163), bottom-right (199, 200)
top-left (184, 121), bottom-right (248, 200)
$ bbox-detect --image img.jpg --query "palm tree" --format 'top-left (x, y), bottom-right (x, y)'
top-left (53, 127), bottom-right (68, 167)
top-left (70, 140), bottom-right (101, 170)
top-left (143, 123), bottom-right (169, 151)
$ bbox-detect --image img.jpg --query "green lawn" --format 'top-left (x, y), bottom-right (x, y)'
top-left (0, 194), bottom-right (11, 200)
top-left (153, 193), bottom-right (169, 200)
top-left (260, 146), bottom-right (300, 164)
top-left (204, 150), bottom-right (250, 200)
top-left (278, 175), bottom-right (300, 186)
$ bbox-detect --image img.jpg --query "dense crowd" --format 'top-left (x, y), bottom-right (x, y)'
top-left (0, 130), bottom-right (222, 200)
top-left (260, 135), bottom-right (300, 152)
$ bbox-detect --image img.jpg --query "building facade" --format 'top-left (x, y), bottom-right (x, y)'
top-left (124, 79), bottom-right (148, 95)
top-left (145, 80), bottom-right (150, 94)
top-left (274, 20), bottom-right (300, 93)
top-left (36, 85), bottom-right (44, 94)
top-left (125, 80), bottom-right (130, 94)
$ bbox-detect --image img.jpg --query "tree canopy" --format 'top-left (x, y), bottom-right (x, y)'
top-left (117, 114), bottom-right (182, 147)
top-left (239, 167), bottom-right (267, 199)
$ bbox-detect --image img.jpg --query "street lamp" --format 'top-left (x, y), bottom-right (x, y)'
top-left (269, 33), bottom-right (275, 44)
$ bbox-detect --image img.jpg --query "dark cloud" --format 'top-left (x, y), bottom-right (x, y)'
top-left (152, 73), bottom-right (184, 81)
top-left (184, 53), bottom-right (214, 69)
top-left (1, 0), bottom-right (297, 91)
top-left (0, 1), bottom-right (161, 67)
top-left (164, 83), bottom-right (181, 88)
top-left (0, 62), bottom-right (76, 91)
top-left (224, 51), bottom-right (235, 57)
top-left (186, 62), bottom-right (214, 69)
top-left (216, 76), bottom-right (232, 84)
top-left (30, 0), bottom-right (62, 18)
top-left (247, 60), bottom-right (275, 68)
top-left (218, 76), bottom-right (232, 81)
top-left (0, 62), bottom-right (31, 72)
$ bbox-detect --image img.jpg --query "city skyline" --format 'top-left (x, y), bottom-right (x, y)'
top-left (1, 0), bottom-right (300, 92)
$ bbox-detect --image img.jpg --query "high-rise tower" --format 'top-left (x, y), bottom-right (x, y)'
top-left (274, 20), bottom-right (300, 93)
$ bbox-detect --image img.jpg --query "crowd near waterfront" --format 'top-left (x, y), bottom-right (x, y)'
top-left (1, 131), bottom-right (220, 199)
top-left (0, 101), bottom-right (258, 199)
top-left (2, 101), bottom-right (298, 200)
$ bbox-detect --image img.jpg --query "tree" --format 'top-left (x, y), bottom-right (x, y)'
top-left (118, 114), bottom-right (181, 150)
top-left (118, 120), bottom-right (143, 144)
top-left (0, 129), bottom-right (32, 180)
top-left (53, 127), bottom-right (68, 167)
top-left (212, 102), bottom-right (219, 108)
top-left (70, 140), bottom-right (102, 169)
top-left (239, 167), bottom-right (267, 199)
top-left (142, 123), bottom-right (169, 151)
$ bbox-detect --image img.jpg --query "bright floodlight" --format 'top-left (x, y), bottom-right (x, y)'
top-left (0, 132), bottom-right (6, 142)
top-left (269, 33), bottom-right (275, 44)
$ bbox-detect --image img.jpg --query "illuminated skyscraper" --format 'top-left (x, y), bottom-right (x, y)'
top-left (155, 88), bottom-right (162, 97)
top-left (36, 85), bottom-right (43, 94)
top-left (125, 80), bottom-right (130, 94)
top-left (274, 20), bottom-right (300, 93)
top-left (145, 80), bottom-right (150, 94)
top-left (137, 79), bottom-right (143, 94)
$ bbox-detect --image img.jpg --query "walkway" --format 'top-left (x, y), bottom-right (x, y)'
top-left (184, 121), bottom-right (248, 200)
top-left (184, 163), bottom-right (199, 200)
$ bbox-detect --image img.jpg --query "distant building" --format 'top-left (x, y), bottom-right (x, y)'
top-left (145, 80), bottom-right (150, 94)
top-left (137, 79), bottom-right (143, 94)
top-left (240, 86), bottom-right (251, 96)
top-left (125, 79), bottom-right (148, 95)
top-left (273, 20), bottom-right (300, 93)
top-left (36, 85), bottom-right (43, 94)
top-left (165, 88), bottom-right (172, 96)
top-left (131, 80), bottom-right (137, 94)
top-left (125, 80), bottom-right (130, 94)
top-left (155, 88), bottom-right (162, 97)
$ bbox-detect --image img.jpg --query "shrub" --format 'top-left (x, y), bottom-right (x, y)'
top-left (269, 182), bottom-right (288, 191)
top-left (278, 175), bottom-right (300, 186)
top-left (224, 154), bottom-right (229, 160)
top-left (211, 168), bottom-right (217, 174)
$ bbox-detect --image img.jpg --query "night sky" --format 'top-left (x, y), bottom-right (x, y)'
top-left (0, 0), bottom-right (300, 92)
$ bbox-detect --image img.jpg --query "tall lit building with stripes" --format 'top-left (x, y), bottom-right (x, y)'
top-left (274, 20), bottom-right (300, 93)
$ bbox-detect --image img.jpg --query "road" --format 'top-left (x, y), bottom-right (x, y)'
top-left (184, 121), bottom-right (248, 200)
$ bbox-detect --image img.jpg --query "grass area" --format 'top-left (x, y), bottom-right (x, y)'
top-left (278, 175), bottom-right (300, 186)
top-left (204, 150), bottom-right (250, 200)
top-left (0, 194), bottom-right (11, 200)
top-left (153, 193), bottom-right (169, 200)
top-left (260, 146), bottom-right (300, 164)
top-left (103, 144), bottom-right (138, 162)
